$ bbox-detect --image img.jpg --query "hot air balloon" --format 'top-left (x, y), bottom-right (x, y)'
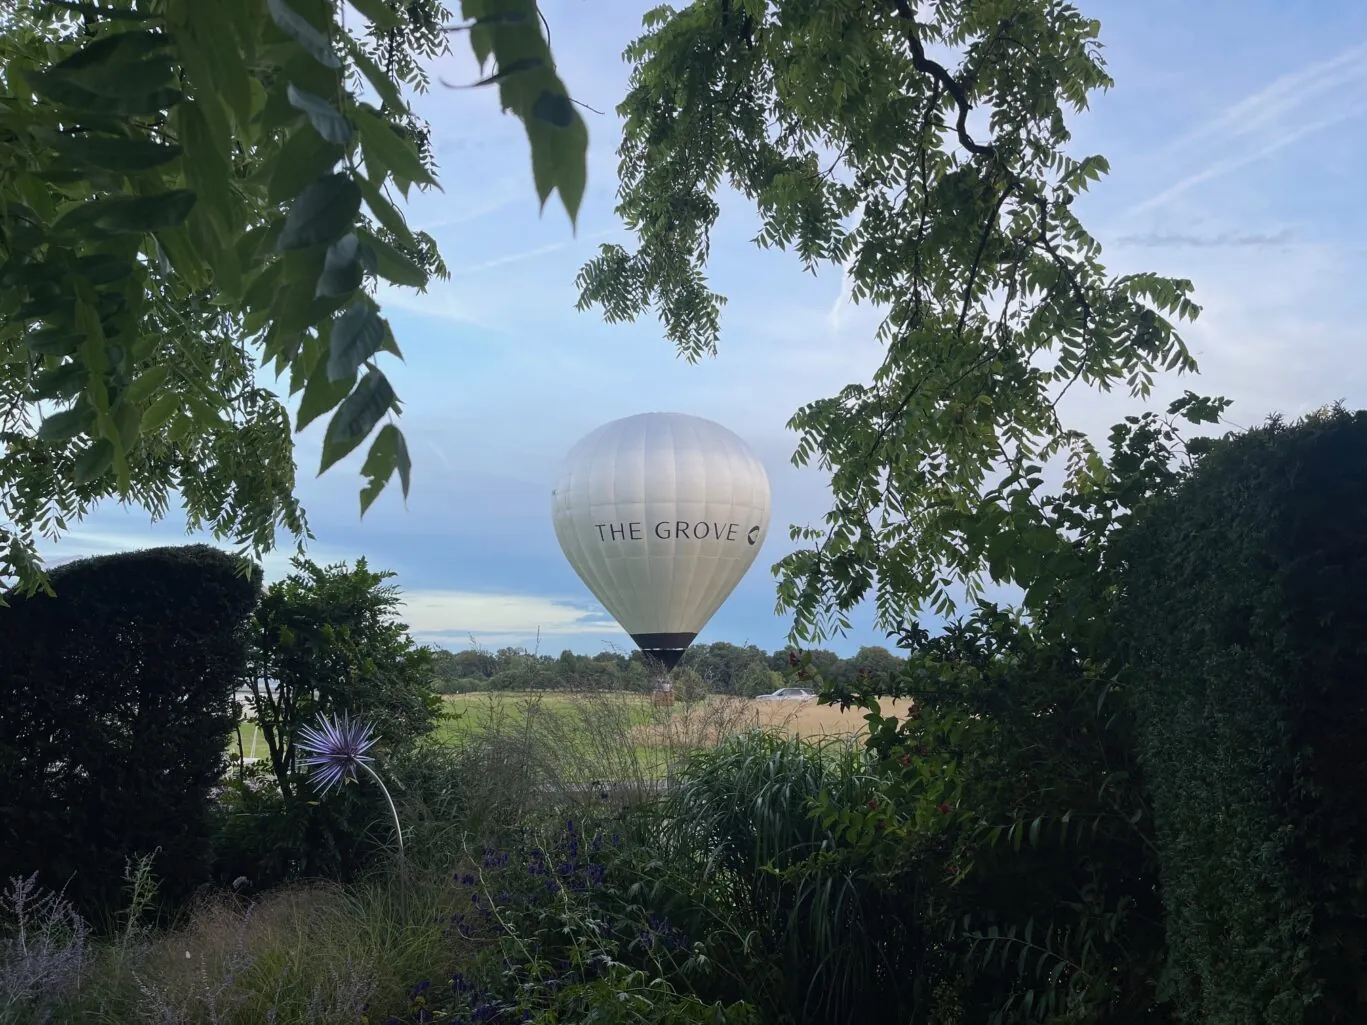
top-left (551, 412), bottom-right (772, 671)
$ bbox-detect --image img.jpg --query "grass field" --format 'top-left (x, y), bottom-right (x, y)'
top-left (230, 691), bottom-right (912, 779)
top-left (436, 690), bottom-right (913, 738)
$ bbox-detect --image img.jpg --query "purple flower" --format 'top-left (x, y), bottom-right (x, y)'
top-left (295, 712), bottom-right (377, 794)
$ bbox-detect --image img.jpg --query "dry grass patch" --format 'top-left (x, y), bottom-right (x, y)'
top-left (753, 697), bottom-right (919, 738)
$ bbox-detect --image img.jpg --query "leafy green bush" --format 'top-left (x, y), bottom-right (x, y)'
top-left (1117, 406), bottom-right (1367, 1025)
top-left (0, 544), bottom-right (259, 924)
top-left (802, 609), bottom-right (1167, 1025)
top-left (214, 556), bottom-right (443, 889)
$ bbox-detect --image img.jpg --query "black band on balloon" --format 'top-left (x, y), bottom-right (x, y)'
top-left (631, 632), bottom-right (697, 672)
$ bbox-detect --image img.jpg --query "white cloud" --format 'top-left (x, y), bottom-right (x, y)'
top-left (399, 588), bottom-right (622, 645)
top-left (1121, 40), bottom-right (1367, 218)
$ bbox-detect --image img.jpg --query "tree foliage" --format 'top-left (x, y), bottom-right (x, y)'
top-left (577, 0), bottom-right (1201, 640)
top-left (0, 0), bottom-right (587, 597)
top-left (0, 544), bottom-right (259, 923)
top-left (425, 638), bottom-right (903, 697)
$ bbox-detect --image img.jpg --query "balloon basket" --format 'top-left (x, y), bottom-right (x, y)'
top-left (652, 690), bottom-right (675, 707)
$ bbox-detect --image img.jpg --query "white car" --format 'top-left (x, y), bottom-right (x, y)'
top-left (755, 686), bottom-right (817, 702)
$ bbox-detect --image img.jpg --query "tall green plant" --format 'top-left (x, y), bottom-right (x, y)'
top-left (624, 732), bottom-right (908, 1025)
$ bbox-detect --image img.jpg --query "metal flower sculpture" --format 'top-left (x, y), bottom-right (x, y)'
top-left (296, 711), bottom-right (403, 860)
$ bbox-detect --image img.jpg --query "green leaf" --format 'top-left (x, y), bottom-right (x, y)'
top-left (268, 123), bottom-right (346, 206)
top-left (286, 84), bottom-right (353, 145)
top-left (532, 89), bottom-right (574, 129)
top-left (73, 438), bottom-right (115, 485)
top-left (52, 28), bottom-right (170, 73)
top-left (177, 101), bottom-right (235, 229)
top-left (113, 403), bottom-right (141, 452)
top-left (277, 173), bottom-right (362, 250)
top-left (528, 124), bottom-right (587, 224)
top-left (266, 0), bottom-right (342, 69)
top-left (26, 328), bottom-right (85, 358)
top-left (24, 69), bottom-right (184, 116)
top-left (31, 362), bottom-right (88, 401)
top-left (123, 365), bottom-right (173, 406)
top-left (1021, 526), bottom-right (1059, 552)
top-left (354, 172), bottom-right (415, 247)
top-left (357, 229), bottom-right (428, 288)
top-left (355, 106), bottom-right (436, 189)
top-left (185, 393), bottom-right (222, 427)
top-left (296, 332), bottom-right (354, 431)
top-left (55, 190), bottom-right (199, 236)
top-left (38, 405), bottom-right (94, 442)
top-left (141, 391), bottom-right (180, 432)
top-left (359, 423), bottom-right (412, 513)
top-left (62, 55), bottom-right (177, 99)
top-left (346, 0), bottom-right (402, 31)
top-left (181, 0), bottom-right (254, 128)
top-left (344, 36), bottom-right (405, 112)
top-left (319, 367), bottom-right (395, 473)
top-left (73, 297), bottom-right (110, 419)
top-left (327, 300), bottom-right (385, 381)
top-left (165, 413), bottom-right (194, 443)
top-left (316, 234), bottom-right (365, 298)
top-left (49, 135), bottom-right (182, 172)
top-left (75, 254), bottom-right (135, 287)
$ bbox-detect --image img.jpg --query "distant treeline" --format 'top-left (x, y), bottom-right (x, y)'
top-left (428, 641), bottom-right (906, 697)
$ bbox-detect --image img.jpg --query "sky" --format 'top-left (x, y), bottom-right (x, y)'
top-left (38, 0), bottom-right (1367, 656)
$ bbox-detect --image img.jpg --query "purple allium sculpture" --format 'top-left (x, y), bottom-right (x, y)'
top-left (296, 711), bottom-right (403, 860)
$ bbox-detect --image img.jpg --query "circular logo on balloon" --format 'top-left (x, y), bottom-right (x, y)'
top-left (746, 525), bottom-right (761, 546)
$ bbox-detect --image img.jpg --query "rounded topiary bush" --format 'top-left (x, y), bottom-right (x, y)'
top-left (0, 544), bottom-right (261, 925)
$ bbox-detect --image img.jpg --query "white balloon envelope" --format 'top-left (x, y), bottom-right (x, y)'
top-left (551, 411), bottom-right (772, 670)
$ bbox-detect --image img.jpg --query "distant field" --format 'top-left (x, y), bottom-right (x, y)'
top-left (229, 691), bottom-right (914, 777)
top-left (437, 690), bottom-right (914, 742)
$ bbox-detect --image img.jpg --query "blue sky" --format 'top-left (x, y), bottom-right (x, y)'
top-left (43, 1), bottom-right (1367, 656)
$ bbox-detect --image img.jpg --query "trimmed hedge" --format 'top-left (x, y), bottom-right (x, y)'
top-left (0, 544), bottom-right (260, 924)
top-left (1117, 407), bottom-right (1367, 1024)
